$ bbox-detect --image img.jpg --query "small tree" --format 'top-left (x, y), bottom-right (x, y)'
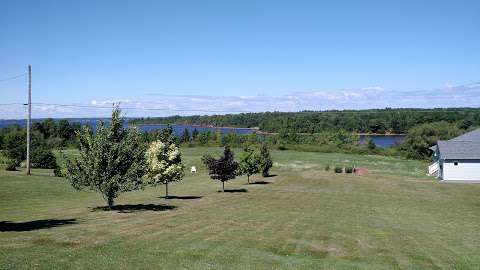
top-left (158, 124), bottom-right (177, 145)
top-left (258, 143), bottom-right (273, 177)
top-left (206, 146), bottom-right (238, 192)
top-left (64, 108), bottom-right (146, 209)
top-left (238, 145), bottom-right (260, 184)
top-left (3, 128), bottom-right (27, 165)
top-left (201, 154), bottom-right (213, 169)
top-left (145, 140), bottom-right (185, 198)
top-left (192, 128), bottom-right (199, 141)
top-left (180, 128), bottom-right (191, 143)
top-left (366, 138), bottom-right (376, 150)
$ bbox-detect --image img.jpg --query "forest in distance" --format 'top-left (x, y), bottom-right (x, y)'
top-left (130, 107), bottom-right (480, 134)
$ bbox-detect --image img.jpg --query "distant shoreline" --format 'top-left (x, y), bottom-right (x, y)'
top-left (136, 123), bottom-right (260, 131)
top-left (356, 133), bottom-right (406, 136)
top-left (134, 124), bottom-right (406, 135)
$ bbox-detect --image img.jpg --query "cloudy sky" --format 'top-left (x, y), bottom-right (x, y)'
top-left (1, 0), bottom-right (479, 119)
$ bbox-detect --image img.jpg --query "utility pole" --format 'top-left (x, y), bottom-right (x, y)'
top-left (26, 65), bottom-right (31, 175)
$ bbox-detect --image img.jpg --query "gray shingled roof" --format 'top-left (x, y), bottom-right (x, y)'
top-left (434, 128), bottom-right (480, 160)
top-left (449, 128), bottom-right (480, 142)
top-left (436, 140), bottom-right (480, 160)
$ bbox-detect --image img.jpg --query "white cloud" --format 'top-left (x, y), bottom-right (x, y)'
top-left (1, 83), bottom-right (479, 119)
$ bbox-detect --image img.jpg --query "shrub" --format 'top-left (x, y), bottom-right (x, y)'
top-left (31, 148), bottom-right (57, 169)
top-left (324, 164), bottom-right (330, 171)
top-left (334, 166), bottom-right (343, 173)
top-left (345, 167), bottom-right (353, 173)
top-left (278, 144), bottom-right (287, 151)
top-left (5, 159), bottom-right (18, 171)
top-left (53, 165), bottom-right (64, 177)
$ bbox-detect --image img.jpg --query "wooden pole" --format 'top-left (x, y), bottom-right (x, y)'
top-left (26, 65), bottom-right (31, 175)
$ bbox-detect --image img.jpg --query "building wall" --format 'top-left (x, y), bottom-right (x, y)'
top-left (442, 159), bottom-right (480, 181)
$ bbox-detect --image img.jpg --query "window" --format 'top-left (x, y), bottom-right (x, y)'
top-left (454, 162), bottom-right (459, 166)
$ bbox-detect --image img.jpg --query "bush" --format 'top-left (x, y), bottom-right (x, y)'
top-left (53, 165), bottom-right (64, 177)
top-left (31, 148), bottom-right (57, 169)
top-left (334, 166), bottom-right (343, 173)
top-left (5, 159), bottom-right (18, 171)
top-left (345, 167), bottom-right (353, 173)
top-left (324, 164), bottom-right (330, 171)
top-left (278, 144), bottom-right (287, 151)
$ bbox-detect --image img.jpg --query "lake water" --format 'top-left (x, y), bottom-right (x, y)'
top-left (359, 134), bottom-right (405, 148)
top-left (0, 119), bottom-right (256, 135)
top-left (0, 119), bottom-right (405, 148)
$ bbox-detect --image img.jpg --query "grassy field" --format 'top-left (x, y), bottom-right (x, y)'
top-left (1, 147), bottom-right (480, 269)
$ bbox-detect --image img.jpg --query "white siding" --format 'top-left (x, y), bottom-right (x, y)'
top-left (442, 159), bottom-right (480, 181)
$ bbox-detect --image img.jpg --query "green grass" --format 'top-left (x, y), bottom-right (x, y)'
top-left (1, 147), bottom-right (480, 269)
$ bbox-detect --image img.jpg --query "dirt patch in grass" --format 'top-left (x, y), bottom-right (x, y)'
top-left (354, 167), bottom-right (369, 176)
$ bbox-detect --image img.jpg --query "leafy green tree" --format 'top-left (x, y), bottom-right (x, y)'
top-left (3, 128), bottom-right (26, 164)
top-left (57, 119), bottom-right (75, 141)
top-left (145, 140), bottom-right (185, 198)
top-left (64, 108), bottom-right (146, 209)
top-left (238, 145), bottom-right (260, 184)
top-left (206, 146), bottom-right (239, 192)
top-left (259, 143), bottom-right (273, 177)
top-left (160, 125), bottom-right (176, 145)
top-left (199, 131), bottom-right (209, 145)
top-left (457, 119), bottom-right (473, 130)
top-left (400, 121), bottom-right (461, 160)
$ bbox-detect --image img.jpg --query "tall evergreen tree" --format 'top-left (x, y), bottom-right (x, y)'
top-left (180, 128), bottom-right (191, 143)
top-left (64, 108), bottom-right (146, 209)
top-left (160, 125), bottom-right (176, 145)
top-left (192, 128), bottom-right (199, 141)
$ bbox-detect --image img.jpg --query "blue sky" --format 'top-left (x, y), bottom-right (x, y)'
top-left (0, 0), bottom-right (479, 118)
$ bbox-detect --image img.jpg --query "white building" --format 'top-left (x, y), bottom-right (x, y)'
top-left (429, 128), bottom-right (480, 181)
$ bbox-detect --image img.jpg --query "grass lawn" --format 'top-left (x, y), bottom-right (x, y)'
top-left (1, 147), bottom-right (480, 269)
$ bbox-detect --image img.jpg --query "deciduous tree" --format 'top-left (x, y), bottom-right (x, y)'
top-left (206, 146), bottom-right (238, 192)
top-left (64, 108), bottom-right (146, 209)
top-left (145, 140), bottom-right (185, 198)
top-left (238, 145), bottom-right (260, 184)
top-left (259, 143), bottom-right (273, 177)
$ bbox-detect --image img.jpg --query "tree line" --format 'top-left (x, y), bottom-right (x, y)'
top-left (1, 108), bottom-right (475, 175)
top-left (131, 108), bottom-right (480, 134)
top-left (0, 119), bottom-right (81, 171)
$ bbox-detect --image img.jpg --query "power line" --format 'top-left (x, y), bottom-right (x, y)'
top-left (0, 73), bottom-right (27, 83)
top-left (2, 101), bottom-right (479, 115)
top-left (0, 103), bottom-right (25, 106)
top-left (31, 102), bottom-right (250, 113)
top-left (1, 102), bottom-right (248, 113)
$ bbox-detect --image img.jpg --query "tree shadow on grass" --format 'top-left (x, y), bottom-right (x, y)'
top-left (159, 195), bottom-right (203, 200)
top-left (217, 188), bottom-right (248, 193)
top-left (263, 174), bottom-right (278, 178)
top-left (90, 204), bottom-right (177, 213)
top-left (249, 181), bottom-right (272, 185)
top-left (0, 219), bottom-right (78, 232)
